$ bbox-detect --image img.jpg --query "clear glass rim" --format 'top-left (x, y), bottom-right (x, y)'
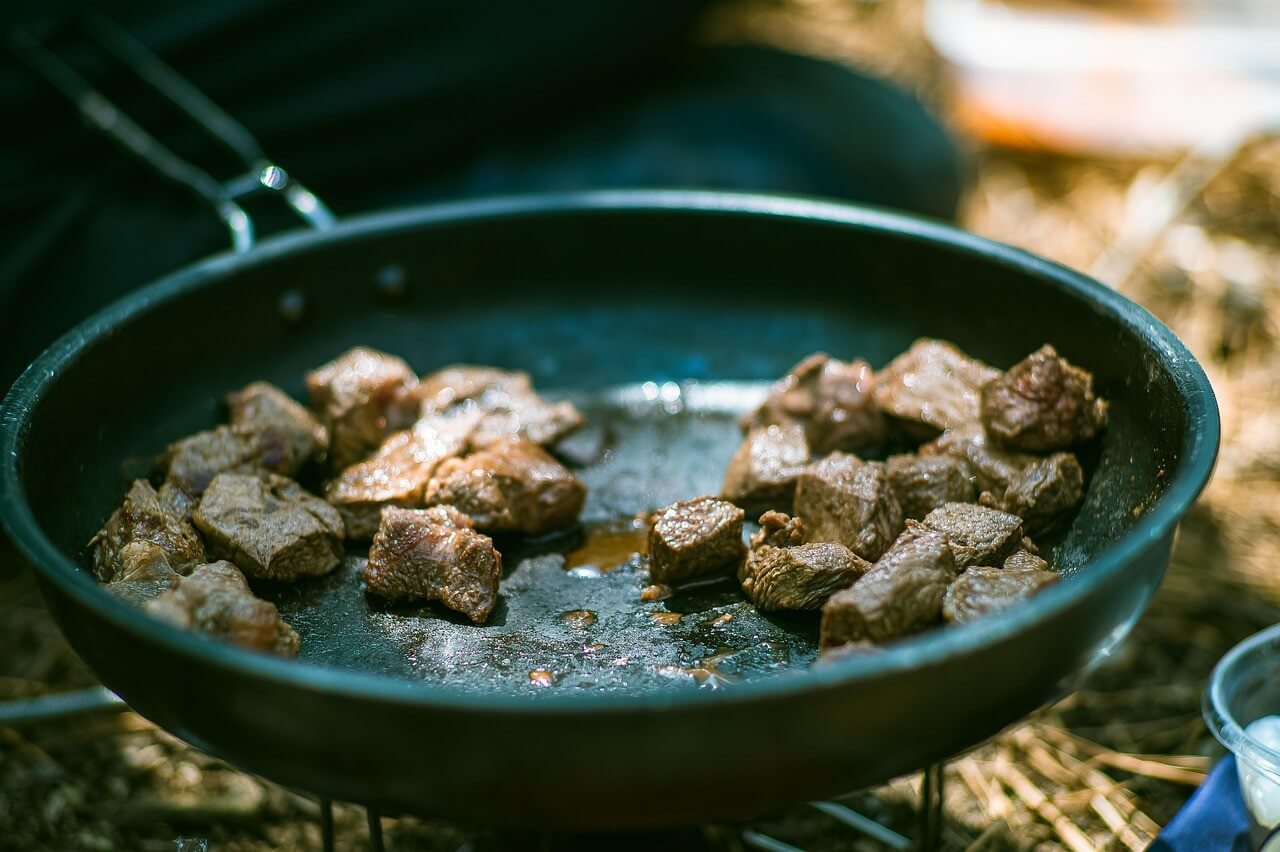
top-left (1205, 621), bottom-right (1280, 779)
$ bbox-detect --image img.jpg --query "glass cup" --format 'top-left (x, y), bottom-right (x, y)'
top-left (1205, 622), bottom-right (1280, 849)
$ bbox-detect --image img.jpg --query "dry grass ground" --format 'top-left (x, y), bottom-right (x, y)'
top-left (3, 1), bottom-right (1278, 848)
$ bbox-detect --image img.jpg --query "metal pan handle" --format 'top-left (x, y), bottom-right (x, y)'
top-left (8, 12), bottom-right (336, 253)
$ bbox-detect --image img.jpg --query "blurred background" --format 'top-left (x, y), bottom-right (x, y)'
top-left (3, 0), bottom-right (1280, 848)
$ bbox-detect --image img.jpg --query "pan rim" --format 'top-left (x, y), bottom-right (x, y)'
top-left (0, 189), bottom-right (1220, 714)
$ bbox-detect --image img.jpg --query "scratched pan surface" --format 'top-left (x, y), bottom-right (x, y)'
top-left (0, 192), bottom-right (1218, 829)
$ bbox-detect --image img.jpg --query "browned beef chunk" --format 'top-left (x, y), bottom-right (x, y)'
top-left (815, 640), bottom-right (881, 664)
top-left (306, 347), bottom-right (420, 470)
top-left (1004, 548), bottom-right (1049, 572)
top-left (874, 339), bottom-right (1000, 436)
top-left (227, 381), bottom-right (329, 466)
top-left (721, 423), bottom-right (810, 516)
top-left (943, 565), bottom-right (1060, 624)
top-left (146, 561), bottom-right (300, 656)
top-left (921, 503), bottom-right (1023, 569)
top-left (424, 437), bottom-right (586, 535)
top-left (922, 426), bottom-right (1083, 532)
top-left (165, 425), bottom-right (296, 496)
top-left (750, 510), bottom-right (805, 550)
top-left (875, 521), bottom-right (956, 575)
top-left (886, 454), bottom-right (977, 520)
top-left (91, 480), bottom-right (206, 583)
top-left (194, 474), bottom-right (344, 580)
top-left (326, 417), bottom-right (472, 539)
top-left (648, 496), bottom-right (746, 584)
top-left (981, 345), bottom-right (1108, 451)
top-left (158, 482), bottom-right (197, 520)
top-left (742, 353), bottom-right (886, 454)
top-left (104, 543), bottom-right (180, 606)
top-left (819, 553), bottom-right (953, 648)
top-left (364, 506), bottom-right (501, 623)
top-left (419, 365), bottom-right (583, 449)
top-left (741, 542), bottom-right (870, 610)
top-left (794, 453), bottom-right (903, 561)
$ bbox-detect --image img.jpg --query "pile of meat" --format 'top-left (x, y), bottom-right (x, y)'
top-left (649, 340), bottom-right (1106, 659)
top-left (92, 348), bottom-right (587, 656)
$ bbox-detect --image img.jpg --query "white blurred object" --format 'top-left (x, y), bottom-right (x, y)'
top-left (1243, 717), bottom-right (1280, 830)
top-left (925, 0), bottom-right (1280, 155)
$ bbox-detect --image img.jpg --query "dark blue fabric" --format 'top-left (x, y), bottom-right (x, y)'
top-left (1151, 757), bottom-right (1251, 852)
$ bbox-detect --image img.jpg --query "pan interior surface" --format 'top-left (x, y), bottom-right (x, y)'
top-left (273, 383), bottom-right (824, 694)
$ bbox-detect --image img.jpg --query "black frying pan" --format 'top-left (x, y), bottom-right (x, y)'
top-left (0, 191), bottom-right (1218, 829)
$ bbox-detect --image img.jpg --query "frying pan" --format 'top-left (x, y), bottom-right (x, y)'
top-left (0, 188), bottom-right (1218, 829)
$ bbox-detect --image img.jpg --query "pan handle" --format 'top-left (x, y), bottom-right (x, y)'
top-left (7, 12), bottom-right (336, 253)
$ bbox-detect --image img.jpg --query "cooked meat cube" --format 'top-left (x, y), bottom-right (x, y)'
top-left (741, 542), bottom-right (870, 610)
top-left (794, 453), bottom-right (903, 561)
top-left (943, 565), bottom-right (1060, 624)
top-left (425, 437), bottom-right (586, 535)
top-left (820, 555), bottom-right (953, 648)
top-left (874, 339), bottom-right (1000, 436)
top-left (875, 521), bottom-right (956, 576)
top-left (742, 353), bottom-right (886, 454)
top-left (750, 510), bottom-right (805, 550)
top-left (165, 425), bottom-right (296, 496)
top-left (91, 480), bottom-right (206, 583)
top-left (922, 426), bottom-right (1083, 532)
top-left (648, 496), bottom-right (746, 584)
top-left (104, 543), bottom-right (180, 606)
top-left (419, 364), bottom-right (583, 449)
top-left (158, 482), bottom-right (197, 520)
top-left (981, 345), bottom-right (1108, 451)
top-left (326, 418), bottom-right (472, 539)
top-left (815, 640), bottom-right (880, 665)
top-left (721, 423), bottom-right (810, 515)
top-left (306, 347), bottom-right (420, 469)
top-left (365, 506), bottom-right (501, 624)
top-left (227, 381), bottom-right (328, 465)
top-left (886, 454), bottom-right (977, 520)
top-left (146, 561), bottom-right (300, 656)
top-left (194, 473), bottom-right (344, 580)
top-left (921, 503), bottom-right (1023, 569)
top-left (1004, 548), bottom-right (1050, 572)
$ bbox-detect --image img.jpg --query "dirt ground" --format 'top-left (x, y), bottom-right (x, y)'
top-left (3, 1), bottom-right (1279, 849)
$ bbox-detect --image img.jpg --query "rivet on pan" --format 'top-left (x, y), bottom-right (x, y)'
top-left (278, 289), bottom-right (306, 324)
top-left (375, 264), bottom-right (407, 300)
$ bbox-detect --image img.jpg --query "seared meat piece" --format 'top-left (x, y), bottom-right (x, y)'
top-left (742, 353), bottom-right (886, 454)
top-left (721, 423), bottom-right (810, 515)
top-left (326, 417), bottom-right (472, 539)
top-left (875, 521), bottom-right (956, 576)
top-left (750, 510), bottom-right (805, 550)
top-left (91, 480), bottom-right (205, 583)
top-left (886, 454), bottom-right (977, 520)
top-left (648, 496), bottom-right (746, 584)
top-left (165, 425), bottom-right (295, 496)
top-left (104, 543), bottom-right (180, 606)
top-left (874, 339), bottom-right (1000, 436)
top-left (227, 381), bottom-right (328, 466)
top-left (365, 506), bottom-right (501, 624)
top-left (923, 426), bottom-right (1083, 532)
top-left (158, 482), bottom-right (197, 520)
top-left (194, 473), bottom-right (344, 580)
top-left (146, 561), bottom-right (300, 656)
top-left (921, 503), bottom-right (1023, 569)
top-left (819, 547), bottom-right (955, 648)
top-left (425, 437), bottom-right (586, 535)
top-left (741, 542), bottom-right (870, 611)
top-left (943, 565), bottom-right (1060, 625)
top-left (306, 347), bottom-right (420, 470)
top-left (794, 453), bottom-right (903, 561)
top-left (981, 345), bottom-right (1108, 451)
top-left (419, 365), bottom-right (583, 449)
top-left (1004, 548), bottom-right (1050, 572)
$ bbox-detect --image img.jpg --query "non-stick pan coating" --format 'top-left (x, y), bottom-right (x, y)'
top-left (0, 192), bottom-right (1217, 828)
